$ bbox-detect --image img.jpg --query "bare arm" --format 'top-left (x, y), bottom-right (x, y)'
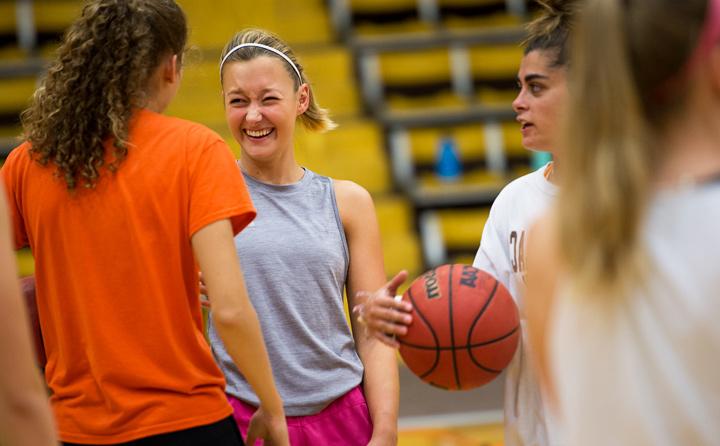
top-left (191, 219), bottom-right (288, 445)
top-left (336, 180), bottom-right (401, 446)
top-left (525, 210), bottom-right (560, 405)
top-left (0, 189), bottom-right (56, 446)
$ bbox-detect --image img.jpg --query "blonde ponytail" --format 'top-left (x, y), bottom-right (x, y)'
top-left (559, 0), bottom-right (652, 296)
top-left (558, 0), bottom-right (709, 297)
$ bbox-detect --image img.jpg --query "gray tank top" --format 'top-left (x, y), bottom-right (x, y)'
top-left (208, 168), bottom-right (364, 416)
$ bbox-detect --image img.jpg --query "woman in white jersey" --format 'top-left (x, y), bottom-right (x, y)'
top-left (526, 0), bottom-right (720, 444)
top-left (206, 29), bottom-right (400, 446)
top-left (355, 2), bottom-right (576, 445)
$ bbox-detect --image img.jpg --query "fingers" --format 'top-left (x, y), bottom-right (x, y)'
top-left (368, 314), bottom-right (410, 337)
top-left (393, 294), bottom-right (413, 313)
top-left (367, 303), bottom-right (412, 328)
top-left (385, 270), bottom-right (408, 295)
top-left (353, 290), bottom-right (412, 314)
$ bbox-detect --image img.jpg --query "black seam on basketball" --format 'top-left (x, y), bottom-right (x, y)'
top-left (466, 278), bottom-right (502, 374)
top-left (466, 324), bottom-right (520, 374)
top-left (396, 323), bottom-right (518, 351)
top-left (466, 278), bottom-right (498, 356)
top-left (468, 360), bottom-right (502, 374)
top-left (401, 287), bottom-right (441, 379)
top-left (471, 324), bottom-right (520, 347)
top-left (448, 264), bottom-right (461, 389)
top-left (470, 278), bottom-right (499, 333)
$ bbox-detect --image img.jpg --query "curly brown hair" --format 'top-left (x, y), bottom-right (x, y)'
top-left (21, 0), bottom-right (187, 189)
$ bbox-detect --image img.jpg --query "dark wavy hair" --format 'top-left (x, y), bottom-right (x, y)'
top-left (21, 0), bottom-right (187, 189)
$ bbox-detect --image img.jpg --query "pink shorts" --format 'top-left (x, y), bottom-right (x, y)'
top-left (227, 386), bottom-right (373, 446)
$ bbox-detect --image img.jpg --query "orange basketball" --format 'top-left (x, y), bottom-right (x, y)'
top-left (398, 264), bottom-right (520, 390)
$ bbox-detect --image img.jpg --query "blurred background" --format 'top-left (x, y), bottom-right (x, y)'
top-left (0, 1), bottom-right (545, 444)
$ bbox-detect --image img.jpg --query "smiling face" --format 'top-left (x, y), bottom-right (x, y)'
top-left (512, 49), bottom-right (568, 153)
top-left (221, 55), bottom-right (308, 162)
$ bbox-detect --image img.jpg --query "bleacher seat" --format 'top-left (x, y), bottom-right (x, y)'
top-left (419, 206), bottom-right (489, 266)
top-left (165, 57), bottom-right (225, 127)
top-left (178, 0), bottom-right (331, 49)
top-left (33, 1), bottom-right (83, 33)
top-left (380, 47), bottom-right (452, 90)
top-left (297, 46), bottom-right (361, 119)
top-left (0, 76), bottom-right (36, 121)
top-left (375, 195), bottom-right (422, 278)
top-left (295, 119), bottom-right (391, 195)
top-left (385, 90), bottom-right (466, 111)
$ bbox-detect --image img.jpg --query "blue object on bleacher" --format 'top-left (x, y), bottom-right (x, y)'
top-left (436, 135), bottom-right (462, 182)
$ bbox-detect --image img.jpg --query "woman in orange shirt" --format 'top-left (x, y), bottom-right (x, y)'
top-left (1, 1), bottom-right (288, 444)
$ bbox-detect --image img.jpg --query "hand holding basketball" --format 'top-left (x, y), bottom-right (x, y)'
top-left (398, 264), bottom-right (520, 390)
top-left (353, 270), bottom-right (412, 347)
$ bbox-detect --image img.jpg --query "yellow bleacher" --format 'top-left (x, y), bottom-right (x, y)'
top-left (165, 57), bottom-right (225, 126)
top-left (379, 47), bottom-right (452, 87)
top-left (469, 43), bottom-right (523, 80)
top-left (502, 121), bottom-right (525, 157)
top-left (386, 90), bottom-right (467, 111)
top-left (296, 46), bottom-right (361, 119)
top-left (439, 0), bottom-right (508, 8)
top-left (177, 0), bottom-right (332, 49)
top-left (349, 0), bottom-right (418, 13)
top-left (0, 76), bottom-right (36, 118)
top-left (295, 119), bottom-right (391, 195)
top-left (408, 124), bottom-right (487, 165)
top-left (0, 3), bottom-right (15, 35)
top-left (476, 86), bottom-right (518, 106)
top-left (437, 207), bottom-right (489, 250)
top-left (33, 1), bottom-right (83, 32)
top-left (375, 195), bottom-right (422, 278)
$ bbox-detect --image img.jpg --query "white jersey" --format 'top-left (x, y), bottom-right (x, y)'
top-left (551, 181), bottom-right (720, 446)
top-left (473, 163), bottom-right (561, 446)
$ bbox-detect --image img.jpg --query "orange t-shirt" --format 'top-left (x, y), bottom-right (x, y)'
top-left (1, 109), bottom-right (255, 444)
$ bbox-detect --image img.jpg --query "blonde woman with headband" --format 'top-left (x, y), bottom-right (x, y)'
top-left (206, 28), bottom-right (401, 445)
top-left (526, 0), bottom-right (720, 444)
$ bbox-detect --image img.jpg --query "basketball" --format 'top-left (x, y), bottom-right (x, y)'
top-left (398, 264), bottom-right (520, 390)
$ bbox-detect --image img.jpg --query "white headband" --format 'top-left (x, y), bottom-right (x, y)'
top-left (220, 43), bottom-right (302, 83)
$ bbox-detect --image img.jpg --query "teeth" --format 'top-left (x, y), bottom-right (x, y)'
top-left (245, 128), bottom-right (272, 138)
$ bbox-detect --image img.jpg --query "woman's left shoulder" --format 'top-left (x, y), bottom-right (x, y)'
top-left (332, 179), bottom-right (373, 206)
top-left (332, 179), bottom-right (376, 228)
